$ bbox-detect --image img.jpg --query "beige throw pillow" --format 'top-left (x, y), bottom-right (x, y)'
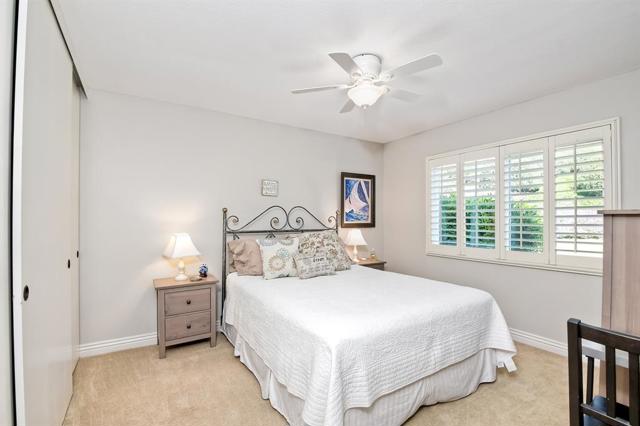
top-left (227, 239), bottom-right (263, 276)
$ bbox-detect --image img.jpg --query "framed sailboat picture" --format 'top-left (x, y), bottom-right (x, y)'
top-left (340, 172), bottom-right (375, 228)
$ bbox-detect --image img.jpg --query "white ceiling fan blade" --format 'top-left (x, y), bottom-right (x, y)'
top-left (339, 99), bottom-right (355, 114)
top-left (291, 84), bottom-right (348, 94)
top-left (387, 54), bottom-right (442, 79)
top-left (389, 88), bottom-right (421, 102)
top-left (329, 52), bottom-right (363, 77)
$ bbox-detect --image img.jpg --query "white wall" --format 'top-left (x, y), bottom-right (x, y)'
top-left (80, 70), bottom-right (640, 349)
top-left (1, 0), bottom-right (15, 423)
top-left (80, 90), bottom-right (384, 345)
top-left (383, 69), bottom-right (640, 345)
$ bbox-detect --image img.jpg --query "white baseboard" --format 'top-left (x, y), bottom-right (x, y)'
top-left (79, 325), bottom-right (566, 359)
top-left (79, 321), bottom-right (222, 358)
top-left (510, 327), bottom-right (567, 357)
top-left (78, 332), bottom-right (158, 358)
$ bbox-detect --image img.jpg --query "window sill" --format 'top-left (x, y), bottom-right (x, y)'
top-left (425, 252), bottom-right (603, 276)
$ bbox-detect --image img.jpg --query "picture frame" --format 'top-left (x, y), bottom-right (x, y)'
top-left (340, 172), bottom-right (375, 228)
top-left (261, 179), bottom-right (279, 197)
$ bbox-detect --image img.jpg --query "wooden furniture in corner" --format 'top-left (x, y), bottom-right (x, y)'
top-left (357, 258), bottom-right (387, 271)
top-left (154, 275), bottom-right (218, 359)
top-left (599, 210), bottom-right (640, 405)
top-left (567, 319), bottom-right (639, 426)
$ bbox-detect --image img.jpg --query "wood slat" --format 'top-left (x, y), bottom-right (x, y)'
top-left (607, 346), bottom-right (618, 418)
top-left (630, 353), bottom-right (639, 426)
top-left (587, 356), bottom-right (595, 404)
top-left (580, 404), bottom-right (628, 426)
top-left (580, 324), bottom-right (640, 354)
top-left (568, 319), bottom-right (584, 426)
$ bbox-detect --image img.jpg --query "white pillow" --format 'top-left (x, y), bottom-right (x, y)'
top-left (257, 237), bottom-right (299, 280)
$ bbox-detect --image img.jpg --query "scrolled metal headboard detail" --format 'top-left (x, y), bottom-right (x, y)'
top-left (221, 205), bottom-right (339, 321)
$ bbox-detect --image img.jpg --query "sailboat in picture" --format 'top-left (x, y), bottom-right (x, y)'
top-left (341, 172), bottom-right (375, 228)
top-left (344, 180), bottom-right (368, 217)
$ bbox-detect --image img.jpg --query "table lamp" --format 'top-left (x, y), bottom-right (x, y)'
top-left (344, 229), bottom-right (367, 262)
top-left (163, 233), bottom-right (201, 281)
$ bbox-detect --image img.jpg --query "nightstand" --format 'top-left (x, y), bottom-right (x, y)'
top-left (153, 275), bottom-right (218, 359)
top-left (357, 258), bottom-right (387, 271)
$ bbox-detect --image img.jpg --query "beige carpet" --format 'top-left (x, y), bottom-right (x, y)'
top-left (63, 336), bottom-right (569, 426)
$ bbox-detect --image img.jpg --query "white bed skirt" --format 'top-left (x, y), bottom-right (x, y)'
top-left (225, 324), bottom-right (499, 426)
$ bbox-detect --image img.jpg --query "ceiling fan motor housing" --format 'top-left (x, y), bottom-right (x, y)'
top-left (352, 53), bottom-right (382, 80)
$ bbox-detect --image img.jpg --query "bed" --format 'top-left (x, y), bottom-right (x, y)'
top-left (220, 206), bottom-right (517, 426)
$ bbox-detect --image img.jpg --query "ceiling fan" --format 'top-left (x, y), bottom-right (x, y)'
top-left (291, 52), bottom-right (443, 113)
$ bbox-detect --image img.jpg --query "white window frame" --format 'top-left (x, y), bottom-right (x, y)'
top-left (426, 156), bottom-right (461, 256)
top-left (549, 126), bottom-right (613, 270)
top-left (424, 118), bottom-right (620, 276)
top-left (461, 148), bottom-right (500, 259)
top-left (500, 138), bottom-right (550, 265)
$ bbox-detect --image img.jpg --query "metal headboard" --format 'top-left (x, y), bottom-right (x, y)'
top-left (221, 205), bottom-right (339, 320)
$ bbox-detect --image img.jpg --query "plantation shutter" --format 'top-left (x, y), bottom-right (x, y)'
top-left (426, 121), bottom-right (616, 272)
top-left (428, 157), bottom-right (458, 253)
top-left (501, 139), bottom-right (548, 262)
top-left (462, 149), bottom-right (499, 257)
top-left (552, 126), bottom-right (611, 269)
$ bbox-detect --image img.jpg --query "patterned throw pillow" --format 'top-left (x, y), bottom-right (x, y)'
top-left (257, 237), bottom-right (299, 280)
top-left (298, 230), bottom-right (352, 271)
top-left (294, 252), bottom-right (336, 279)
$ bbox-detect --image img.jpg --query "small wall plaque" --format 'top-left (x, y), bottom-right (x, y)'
top-left (261, 179), bottom-right (279, 197)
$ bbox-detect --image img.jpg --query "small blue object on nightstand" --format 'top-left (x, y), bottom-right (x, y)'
top-left (199, 264), bottom-right (208, 278)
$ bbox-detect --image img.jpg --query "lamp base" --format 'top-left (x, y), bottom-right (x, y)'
top-left (351, 245), bottom-right (362, 263)
top-left (175, 259), bottom-right (188, 281)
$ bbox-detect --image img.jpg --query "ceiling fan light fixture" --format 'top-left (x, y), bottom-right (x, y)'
top-left (291, 52), bottom-right (442, 113)
top-left (347, 81), bottom-right (386, 108)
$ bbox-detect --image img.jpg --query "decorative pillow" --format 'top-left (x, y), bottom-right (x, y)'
top-left (257, 237), bottom-right (299, 280)
top-left (298, 230), bottom-right (352, 271)
top-left (227, 239), bottom-right (263, 276)
top-left (294, 252), bottom-right (335, 279)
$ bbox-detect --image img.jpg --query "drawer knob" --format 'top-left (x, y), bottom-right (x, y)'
top-left (186, 324), bottom-right (192, 329)
top-left (186, 299), bottom-right (191, 305)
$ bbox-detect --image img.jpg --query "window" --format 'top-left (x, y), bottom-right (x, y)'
top-left (426, 120), bottom-right (618, 274)
top-left (428, 159), bottom-right (458, 254)
top-left (551, 127), bottom-right (611, 270)
top-left (462, 149), bottom-right (498, 258)
top-left (501, 139), bottom-right (547, 263)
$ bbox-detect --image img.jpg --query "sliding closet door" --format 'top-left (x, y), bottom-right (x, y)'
top-left (70, 80), bottom-right (80, 367)
top-left (1, 1), bottom-right (16, 425)
top-left (12, 0), bottom-right (78, 424)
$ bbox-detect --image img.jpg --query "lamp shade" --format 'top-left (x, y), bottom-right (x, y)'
top-left (163, 233), bottom-right (200, 259)
top-left (344, 229), bottom-right (367, 247)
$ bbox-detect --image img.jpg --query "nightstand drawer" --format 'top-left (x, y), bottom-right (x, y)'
top-left (165, 288), bottom-right (210, 316)
top-left (165, 311), bottom-right (211, 341)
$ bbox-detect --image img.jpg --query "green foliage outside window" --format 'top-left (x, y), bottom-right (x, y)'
top-left (438, 165), bottom-right (603, 250)
top-left (439, 193), bottom-right (545, 250)
top-left (439, 194), bottom-right (457, 245)
top-left (465, 196), bottom-right (496, 248)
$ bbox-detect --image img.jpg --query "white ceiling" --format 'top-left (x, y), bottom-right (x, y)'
top-left (56, 0), bottom-right (640, 143)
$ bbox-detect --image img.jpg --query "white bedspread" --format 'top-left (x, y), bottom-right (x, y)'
top-left (224, 266), bottom-right (516, 426)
